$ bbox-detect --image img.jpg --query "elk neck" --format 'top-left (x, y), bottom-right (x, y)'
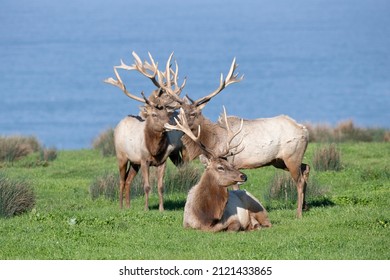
top-left (144, 127), bottom-right (169, 161)
top-left (182, 117), bottom-right (225, 160)
top-left (193, 169), bottom-right (229, 224)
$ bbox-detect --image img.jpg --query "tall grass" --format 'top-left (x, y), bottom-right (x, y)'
top-left (305, 120), bottom-right (389, 142)
top-left (0, 135), bottom-right (57, 166)
top-left (0, 173), bottom-right (35, 218)
top-left (312, 143), bottom-right (342, 171)
top-left (92, 127), bottom-right (115, 157)
top-left (264, 171), bottom-right (331, 211)
top-left (0, 135), bottom-right (41, 162)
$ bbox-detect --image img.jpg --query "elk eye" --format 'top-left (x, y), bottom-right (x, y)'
top-left (152, 112), bottom-right (158, 118)
top-left (217, 165), bottom-right (225, 172)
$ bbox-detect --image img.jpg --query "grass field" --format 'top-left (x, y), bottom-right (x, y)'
top-left (0, 143), bottom-right (389, 260)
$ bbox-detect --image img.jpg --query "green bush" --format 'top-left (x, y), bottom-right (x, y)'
top-left (92, 128), bottom-right (116, 157)
top-left (40, 147), bottom-right (58, 162)
top-left (0, 135), bottom-right (41, 162)
top-left (313, 143), bottom-right (342, 171)
top-left (0, 174), bottom-right (36, 218)
top-left (305, 120), bottom-right (389, 142)
top-left (264, 171), bottom-right (330, 210)
top-left (90, 171), bottom-right (120, 201)
top-left (164, 162), bottom-right (202, 194)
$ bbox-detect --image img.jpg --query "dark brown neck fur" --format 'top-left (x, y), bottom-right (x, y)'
top-left (144, 128), bottom-right (168, 164)
top-left (193, 171), bottom-right (229, 226)
top-left (182, 117), bottom-right (225, 161)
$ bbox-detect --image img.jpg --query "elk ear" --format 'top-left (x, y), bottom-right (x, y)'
top-left (140, 106), bottom-right (150, 118)
top-left (199, 154), bottom-right (211, 167)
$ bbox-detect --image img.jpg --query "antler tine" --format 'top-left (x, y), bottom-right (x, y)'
top-left (172, 60), bottom-right (187, 96)
top-left (220, 106), bottom-right (244, 158)
top-left (164, 108), bottom-right (216, 157)
top-left (195, 57), bottom-right (243, 107)
top-left (165, 52), bottom-right (174, 90)
top-left (164, 108), bottom-right (200, 142)
top-left (104, 66), bottom-right (146, 103)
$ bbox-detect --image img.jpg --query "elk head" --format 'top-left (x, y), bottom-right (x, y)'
top-left (165, 106), bottom-right (246, 187)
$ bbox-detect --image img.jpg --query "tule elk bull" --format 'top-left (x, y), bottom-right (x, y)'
top-left (165, 108), bottom-right (271, 232)
top-left (105, 52), bottom-right (187, 210)
top-left (166, 59), bottom-right (310, 218)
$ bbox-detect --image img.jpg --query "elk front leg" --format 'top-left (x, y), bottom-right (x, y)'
top-left (157, 162), bottom-right (167, 211)
top-left (140, 160), bottom-right (151, 211)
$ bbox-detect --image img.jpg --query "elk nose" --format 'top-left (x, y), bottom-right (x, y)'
top-left (240, 173), bottom-right (247, 182)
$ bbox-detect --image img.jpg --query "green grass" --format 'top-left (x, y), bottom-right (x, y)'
top-left (0, 143), bottom-right (389, 260)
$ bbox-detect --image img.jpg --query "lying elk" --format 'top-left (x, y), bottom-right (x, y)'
top-left (105, 52), bottom-right (187, 210)
top-left (165, 108), bottom-right (271, 232)
top-left (167, 59), bottom-right (310, 218)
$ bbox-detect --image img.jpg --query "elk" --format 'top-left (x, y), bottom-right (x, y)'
top-left (165, 108), bottom-right (271, 232)
top-left (166, 59), bottom-right (310, 218)
top-left (104, 52), bottom-right (187, 210)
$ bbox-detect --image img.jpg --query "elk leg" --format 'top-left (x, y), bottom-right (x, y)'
top-left (284, 160), bottom-right (305, 218)
top-left (300, 163), bottom-right (310, 210)
top-left (118, 158), bottom-right (129, 209)
top-left (157, 163), bottom-right (166, 211)
top-left (124, 163), bottom-right (139, 208)
top-left (140, 160), bottom-right (151, 211)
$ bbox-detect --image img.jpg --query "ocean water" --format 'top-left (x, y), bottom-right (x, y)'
top-left (1, 0), bottom-right (389, 149)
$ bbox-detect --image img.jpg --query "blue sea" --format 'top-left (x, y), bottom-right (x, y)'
top-left (1, 0), bottom-right (389, 149)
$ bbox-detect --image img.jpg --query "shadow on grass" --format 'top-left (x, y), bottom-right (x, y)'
top-left (150, 199), bottom-right (186, 211)
top-left (266, 196), bottom-right (335, 213)
top-left (307, 197), bottom-right (336, 208)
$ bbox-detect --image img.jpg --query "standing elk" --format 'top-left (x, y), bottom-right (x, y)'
top-left (166, 59), bottom-right (310, 218)
top-left (104, 52), bottom-right (187, 210)
top-left (165, 108), bottom-right (271, 232)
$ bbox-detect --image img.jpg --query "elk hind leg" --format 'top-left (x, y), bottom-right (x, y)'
top-left (124, 163), bottom-right (139, 208)
top-left (284, 159), bottom-right (308, 218)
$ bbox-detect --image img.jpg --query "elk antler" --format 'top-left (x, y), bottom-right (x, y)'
top-left (104, 65), bottom-right (146, 103)
top-left (219, 106), bottom-right (244, 158)
top-left (164, 108), bottom-right (216, 157)
top-left (165, 107), bottom-right (244, 159)
top-left (105, 51), bottom-right (186, 106)
top-left (193, 58), bottom-right (244, 107)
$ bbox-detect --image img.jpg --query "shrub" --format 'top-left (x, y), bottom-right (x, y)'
top-left (90, 171), bottom-right (120, 201)
top-left (305, 120), bottom-right (389, 142)
top-left (264, 171), bottom-right (330, 210)
top-left (40, 147), bottom-right (58, 162)
top-left (0, 135), bottom-right (41, 162)
top-left (334, 120), bottom-right (372, 142)
top-left (0, 173), bottom-right (36, 218)
top-left (92, 128), bottom-right (115, 157)
top-left (313, 143), bottom-right (342, 171)
top-left (164, 162), bottom-right (202, 194)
